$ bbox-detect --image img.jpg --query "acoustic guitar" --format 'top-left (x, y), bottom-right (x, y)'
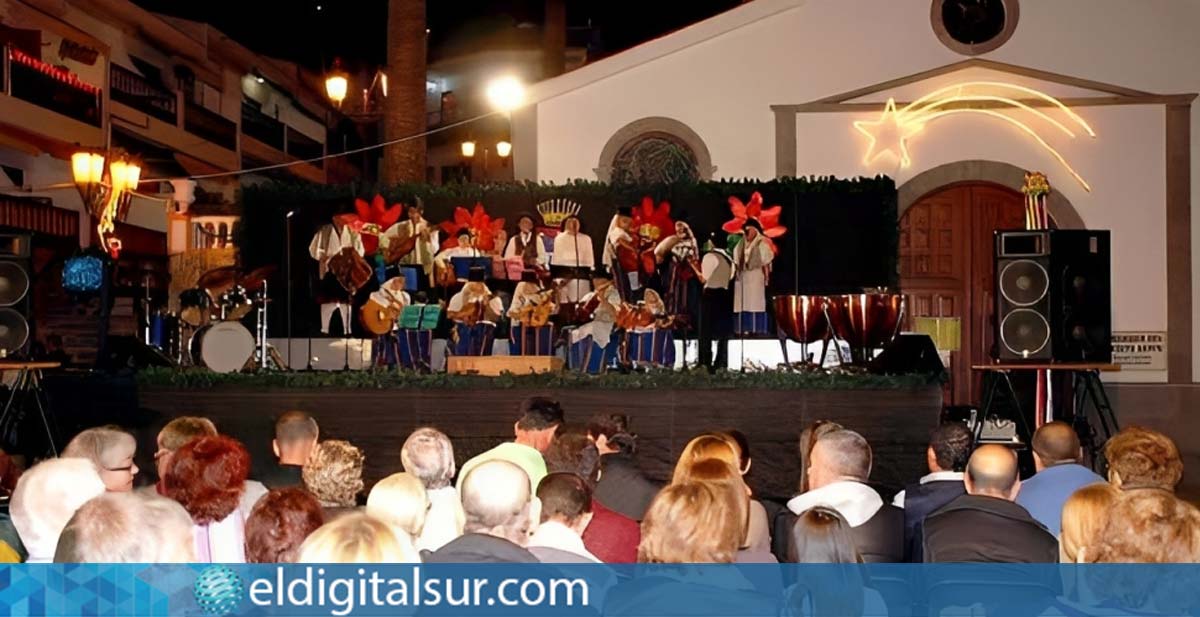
top-left (359, 299), bottom-right (403, 336)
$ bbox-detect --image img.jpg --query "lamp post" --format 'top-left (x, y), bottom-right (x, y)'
top-left (325, 59), bottom-right (349, 108)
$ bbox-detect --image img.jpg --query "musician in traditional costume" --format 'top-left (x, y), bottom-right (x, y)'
top-left (309, 219), bottom-right (364, 334)
top-left (507, 270), bottom-right (557, 355)
top-left (383, 203), bottom-right (438, 288)
top-left (434, 228), bottom-right (484, 288)
top-left (446, 267), bottom-right (503, 356)
top-left (551, 215), bottom-right (594, 314)
top-left (569, 270), bottom-right (622, 374)
top-left (503, 214), bottom-right (549, 270)
top-left (367, 274), bottom-right (411, 367)
top-left (654, 220), bottom-right (702, 325)
top-left (699, 234), bottom-right (734, 371)
top-left (732, 218), bottom-right (774, 335)
top-left (602, 206), bottom-right (639, 301)
top-left (624, 288), bottom-right (676, 369)
top-left (396, 291), bottom-right (437, 371)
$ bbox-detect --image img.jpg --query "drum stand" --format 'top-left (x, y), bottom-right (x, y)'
top-left (254, 282), bottom-right (286, 370)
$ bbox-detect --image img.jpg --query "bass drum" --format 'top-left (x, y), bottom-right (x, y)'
top-left (190, 321), bottom-right (255, 373)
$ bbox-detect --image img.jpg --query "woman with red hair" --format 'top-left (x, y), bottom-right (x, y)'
top-left (163, 435), bottom-right (250, 562)
top-left (244, 488), bottom-right (325, 563)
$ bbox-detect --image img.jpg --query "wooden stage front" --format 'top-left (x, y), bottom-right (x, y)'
top-left (137, 385), bottom-right (942, 501)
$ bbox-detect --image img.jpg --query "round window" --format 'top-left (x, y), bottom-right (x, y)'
top-left (931, 0), bottom-right (1019, 56)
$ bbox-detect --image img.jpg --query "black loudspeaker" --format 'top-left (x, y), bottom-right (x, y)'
top-left (0, 234), bottom-right (31, 355)
top-left (994, 230), bottom-right (1111, 362)
top-left (870, 333), bottom-right (945, 377)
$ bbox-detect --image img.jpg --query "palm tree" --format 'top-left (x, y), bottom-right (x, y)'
top-left (382, 0), bottom-right (427, 184)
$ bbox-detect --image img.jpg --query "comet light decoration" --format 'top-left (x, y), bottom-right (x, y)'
top-left (853, 81), bottom-right (1097, 191)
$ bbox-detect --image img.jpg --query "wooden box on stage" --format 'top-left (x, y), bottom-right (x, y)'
top-left (446, 355), bottom-right (565, 376)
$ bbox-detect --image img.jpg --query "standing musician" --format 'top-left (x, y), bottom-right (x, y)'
top-left (733, 218), bottom-right (774, 335)
top-left (309, 218), bottom-right (364, 334)
top-left (446, 267), bottom-right (503, 356)
top-left (551, 215), bottom-right (594, 319)
top-left (569, 270), bottom-right (623, 374)
top-left (507, 270), bottom-right (558, 355)
top-left (698, 234), bottom-right (733, 371)
top-left (386, 203), bottom-right (438, 288)
top-left (367, 274), bottom-right (411, 367)
top-left (503, 214), bottom-right (549, 270)
top-left (654, 220), bottom-right (703, 326)
top-left (602, 206), bottom-right (640, 301)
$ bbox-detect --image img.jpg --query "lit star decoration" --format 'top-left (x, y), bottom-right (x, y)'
top-left (852, 82), bottom-right (1096, 191)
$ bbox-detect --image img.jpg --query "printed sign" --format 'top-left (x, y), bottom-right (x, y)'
top-left (1112, 331), bottom-right (1167, 371)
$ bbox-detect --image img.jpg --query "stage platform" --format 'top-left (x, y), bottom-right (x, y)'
top-left (137, 381), bottom-right (942, 501)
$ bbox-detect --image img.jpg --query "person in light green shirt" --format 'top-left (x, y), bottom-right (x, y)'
top-left (457, 396), bottom-right (564, 493)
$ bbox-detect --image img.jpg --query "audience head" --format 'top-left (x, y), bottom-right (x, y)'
top-left (807, 429), bottom-right (871, 490)
top-left (638, 482), bottom-right (743, 563)
top-left (1060, 482), bottom-right (1119, 563)
top-left (244, 488), bottom-right (325, 563)
top-left (1032, 421), bottom-right (1083, 471)
top-left (544, 431), bottom-right (601, 486)
top-left (460, 460), bottom-right (538, 546)
top-left (62, 426), bottom-right (139, 492)
top-left (366, 472), bottom-right (429, 539)
top-left (154, 416), bottom-right (217, 481)
top-left (163, 435), bottom-right (250, 524)
top-left (674, 457), bottom-right (751, 547)
top-left (1093, 490), bottom-right (1200, 562)
top-left (1104, 426), bottom-right (1183, 491)
top-left (927, 422), bottom-right (973, 474)
top-left (513, 396), bottom-right (564, 453)
top-left (273, 411), bottom-right (319, 466)
top-left (964, 444), bottom-right (1020, 500)
top-left (536, 472), bottom-right (594, 535)
top-left (11, 458), bottom-right (106, 561)
top-left (672, 433), bottom-right (740, 484)
top-left (586, 413), bottom-right (635, 456)
top-left (297, 512), bottom-right (419, 563)
top-left (788, 506), bottom-right (862, 563)
top-left (723, 429), bottom-right (753, 475)
top-left (400, 427), bottom-right (456, 490)
top-left (798, 420), bottom-right (844, 491)
top-left (303, 440), bottom-right (365, 508)
top-left (54, 492), bottom-right (194, 563)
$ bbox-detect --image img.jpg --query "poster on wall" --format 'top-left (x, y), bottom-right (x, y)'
top-left (1112, 332), bottom-right (1167, 371)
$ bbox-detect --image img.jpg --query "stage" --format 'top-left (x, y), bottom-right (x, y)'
top-left (135, 373), bottom-right (942, 501)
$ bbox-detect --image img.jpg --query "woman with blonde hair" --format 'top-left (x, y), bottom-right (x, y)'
top-left (671, 432), bottom-right (771, 555)
top-left (297, 512), bottom-right (420, 563)
top-left (1059, 482), bottom-right (1118, 563)
top-left (670, 433), bottom-right (739, 484)
top-left (303, 440), bottom-right (365, 517)
top-left (639, 482), bottom-right (743, 563)
top-left (63, 427), bottom-right (139, 492)
top-left (674, 458), bottom-right (777, 562)
top-left (366, 472), bottom-right (428, 540)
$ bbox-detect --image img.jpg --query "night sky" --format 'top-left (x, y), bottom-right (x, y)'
top-left (132, 0), bottom-right (741, 74)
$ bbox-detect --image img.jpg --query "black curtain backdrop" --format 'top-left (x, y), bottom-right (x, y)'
top-left (237, 177), bottom-right (898, 338)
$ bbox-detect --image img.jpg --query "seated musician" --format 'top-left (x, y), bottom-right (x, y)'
top-left (507, 270), bottom-right (557, 356)
top-left (367, 273), bottom-right (411, 368)
top-left (551, 215), bottom-right (594, 317)
top-left (602, 206), bottom-right (640, 301)
top-left (434, 228), bottom-right (483, 289)
top-left (446, 267), bottom-right (503, 356)
top-left (624, 289), bottom-right (676, 369)
top-left (569, 270), bottom-right (623, 374)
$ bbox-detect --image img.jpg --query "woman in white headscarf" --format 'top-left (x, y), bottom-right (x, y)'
top-left (732, 218), bottom-right (774, 335)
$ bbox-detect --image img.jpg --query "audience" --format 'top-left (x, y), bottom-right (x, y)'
top-left (784, 507), bottom-right (886, 617)
top-left (163, 435), bottom-right (251, 563)
top-left (303, 440), bottom-right (365, 516)
top-left (1092, 488), bottom-right (1200, 563)
top-left (1104, 425), bottom-right (1184, 492)
top-left (152, 416), bottom-right (266, 520)
top-left (298, 512), bottom-right (420, 563)
top-left (244, 488), bottom-right (325, 563)
top-left (54, 492), bottom-right (195, 562)
top-left (1059, 482), bottom-right (1118, 563)
top-left (262, 411), bottom-right (319, 489)
top-left (786, 428), bottom-right (903, 562)
top-left (528, 472), bottom-right (600, 562)
top-left (545, 431), bottom-right (640, 563)
top-left (400, 427), bottom-right (465, 551)
top-left (426, 460), bottom-right (540, 563)
top-left (1016, 421), bottom-right (1105, 537)
top-left (61, 427), bottom-right (139, 492)
top-left (671, 433), bottom-right (740, 482)
top-left (10, 458), bottom-right (106, 563)
top-left (457, 396), bottom-right (563, 492)
top-left (894, 422), bottom-right (972, 562)
top-left (587, 413), bottom-right (659, 522)
top-left (366, 472), bottom-right (428, 541)
top-left (922, 444), bottom-right (1057, 562)
top-left (674, 457), bottom-right (775, 563)
top-left (722, 429), bottom-right (773, 556)
top-left (797, 420), bottom-right (844, 493)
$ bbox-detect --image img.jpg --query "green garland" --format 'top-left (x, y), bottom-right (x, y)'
top-left (136, 366), bottom-right (937, 390)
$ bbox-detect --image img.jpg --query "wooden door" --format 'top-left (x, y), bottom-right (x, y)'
top-left (900, 184), bottom-right (1026, 406)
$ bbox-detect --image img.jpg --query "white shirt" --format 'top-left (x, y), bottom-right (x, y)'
top-left (504, 231), bottom-right (549, 266)
top-left (528, 520), bottom-right (601, 562)
top-left (369, 279), bottom-right (411, 311)
top-left (416, 487), bottom-right (464, 552)
top-left (892, 471), bottom-right (964, 508)
top-left (785, 480), bottom-right (884, 528)
top-left (701, 250), bottom-right (733, 290)
top-left (603, 226), bottom-right (632, 267)
top-left (448, 286), bottom-right (504, 324)
top-left (309, 224), bottom-right (365, 278)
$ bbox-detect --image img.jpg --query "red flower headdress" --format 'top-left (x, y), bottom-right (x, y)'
top-left (438, 203), bottom-right (506, 252)
top-left (630, 196), bottom-right (675, 242)
top-left (343, 194), bottom-right (403, 254)
top-left (722, 192), bottom-right (786, 253)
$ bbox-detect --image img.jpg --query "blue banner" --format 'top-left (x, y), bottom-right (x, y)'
top-left (1, 564), bottom-right (1199, 616)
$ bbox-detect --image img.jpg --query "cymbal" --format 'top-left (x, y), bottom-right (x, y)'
top-left (197, 266), bottom-right (239, 291)
top-left (241, 264), bottom-right (277, 291)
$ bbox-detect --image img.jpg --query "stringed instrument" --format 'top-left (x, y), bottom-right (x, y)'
top-left (328, 247), bottom-right (372, 294)
top-left (512, 280), bottom-right (568, 327)
top-left (447, 286), bottom-right (500, 326)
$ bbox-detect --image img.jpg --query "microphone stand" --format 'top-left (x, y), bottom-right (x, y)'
top-left (285, 210), bottom-right (294, 371)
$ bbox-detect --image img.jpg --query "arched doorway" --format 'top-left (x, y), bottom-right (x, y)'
top-left (899, 182), bottom-right (1028, 405)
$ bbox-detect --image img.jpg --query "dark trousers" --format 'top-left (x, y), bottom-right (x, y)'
top-left (698, 287), bottom-right (732, 370)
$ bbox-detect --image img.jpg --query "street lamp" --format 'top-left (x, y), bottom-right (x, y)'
top-left (325, 59), bottom-right (349, 108)
top-left (460, 141), bottom-right (477, 158)
top-left (72, 149), bottom-right (142, 249)
top-left (485, 76), bottom-right (525, 112)
top-left (496, 141), bottom-right (512, 158)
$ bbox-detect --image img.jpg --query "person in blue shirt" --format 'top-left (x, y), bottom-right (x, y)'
top-left (1015, 421), bottom-right (1105, 537)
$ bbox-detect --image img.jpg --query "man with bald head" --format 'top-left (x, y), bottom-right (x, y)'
top-left (426, 460), bottom-right (540, 563)
top-left (922, 445), bottom-right (1057, 562)
top-left (1015, 421), bottom-right (1105, 536)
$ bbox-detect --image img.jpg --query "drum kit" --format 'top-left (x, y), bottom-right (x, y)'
top-left (148, 264), bottom-right (281, 373)
top-left (773, 292), bottom-right (905, 368)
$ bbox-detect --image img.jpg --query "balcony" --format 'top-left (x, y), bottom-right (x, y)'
top-left (5, 46), bottom-right (102, 127)
top-left (286, 129), bottom-right (323, 168)
top-left (184, 101), bottom-right (237, 152)
top-left (240, 100), bottom-right (285, 151)
top-left (110, 65), bottom-right (177, 124)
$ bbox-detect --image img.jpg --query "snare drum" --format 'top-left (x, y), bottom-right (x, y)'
top-left (179, 288), bottom-right (211, 327)
top-left (219, 285), bottom-right (254, 321)
top-left (190, 321), bottom-right (255, 373)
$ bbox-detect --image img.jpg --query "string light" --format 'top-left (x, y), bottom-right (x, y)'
top-left (8, 48), bottom-right (100, 96)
